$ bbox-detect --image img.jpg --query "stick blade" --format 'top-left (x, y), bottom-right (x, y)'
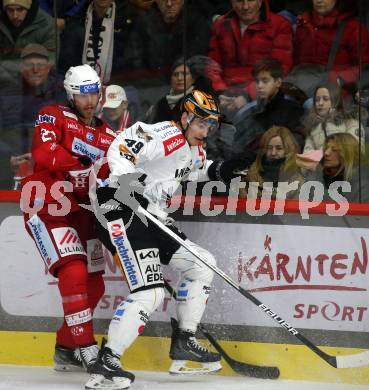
top-left (198, 324), bottom-right (280, 379)
top-left (229, 360), bottom-right (280, 379)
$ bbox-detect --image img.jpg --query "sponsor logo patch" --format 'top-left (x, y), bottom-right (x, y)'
top-left (71, 137), bottom-right (105, 162)
top-left (86, 132), bottom-right (94, 142)
top-left (163, 134), bottom-right (186, 156)
top-left (26, 215), bottom-right (59, 268)
top-left (136, 248), bottom-right (163, 285)
top-left (65, 120), bottom-right (82, 132)
top-left (107, 220), bottom-right (143, 290)
top-left (35, 114), bottom-right (56, 126)
top-left (99, 134), bottom-right (112, 146)
top-left (87, 239), bottom-right (104, 273)
top-left (51, 227), bottom-right (86, 258)
top-left (80, 82), bottom-right (99, 94)
top-left (65, 308), bottom-right (92, 326)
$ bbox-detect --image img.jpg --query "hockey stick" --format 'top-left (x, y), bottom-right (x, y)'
top-left (138, 206), bottom-right (369, 369)
top-left (164, 279), bottom-right (280, 379)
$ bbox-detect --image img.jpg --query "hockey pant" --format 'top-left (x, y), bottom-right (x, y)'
top-left (24, 210), bottom-right (105, 348)
top-left (106, 240), bottom-right (215, 356)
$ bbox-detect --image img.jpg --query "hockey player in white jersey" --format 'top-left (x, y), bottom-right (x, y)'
top-left (86, 90), bottom-right (236, 390)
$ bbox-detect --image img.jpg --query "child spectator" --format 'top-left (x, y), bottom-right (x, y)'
top-left (303, 82), bottom-right (364, 153)
top-left (208, 0), bottom-right (293, 98)
top-left (239, 126), bottom-right (304, 200)
top-left (230, 58), bottom-right (305, 167)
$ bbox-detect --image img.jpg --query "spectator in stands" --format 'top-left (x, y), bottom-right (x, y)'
top-left (304, 132), bottom-right (368, 202)
top-left (239, 126), bottom-right (304, 200)
top-left (292, 0), bottom-right (369, 97)
top-left (208, 0), bottom-right (293, 98)
top-left (0, 0), bottom-right (57, 65)
top-left (146, 56), bottom-right (217, 123)
top-left (130, 0), bottom-right (211, 80)
top-left (0, 43), bottom-right (64, 189)
top-left (273, 0), bottom-right (305, 31)
top-left (146, 58), bottom-right (195, 123)
top-left (303, 82), bottom-right (364, 153)
top-left (230, 58), bottom-right (305, 167)
top-left (99, 84), bottom-right (132, 134)
top-left (20, 44), bottom-right (65, 148)
top-left (38, 0), bottom-right (88, 31)
top-left (58, 0), bottom-right (140, 82)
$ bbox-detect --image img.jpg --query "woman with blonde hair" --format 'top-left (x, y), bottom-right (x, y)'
top-left (240, 126), bottom-right (304, 199)
top-left (305, 132), bottom-right (369, 202)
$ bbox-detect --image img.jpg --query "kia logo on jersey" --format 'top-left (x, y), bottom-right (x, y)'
top-left (163, 134), bottom-right (186, 156)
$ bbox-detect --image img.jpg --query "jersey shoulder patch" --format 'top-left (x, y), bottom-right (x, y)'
top-left (35, 104), bottom-right (60, 126)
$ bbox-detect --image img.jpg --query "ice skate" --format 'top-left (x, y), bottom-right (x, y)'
top-left (80, 343), bottom-right (100, 373)
top-left (54, 344), bottom-right (84, 372)
top-left (85, 346), bottom-right (135, 390)
top-left (169, 318), bottom-right (222, 375)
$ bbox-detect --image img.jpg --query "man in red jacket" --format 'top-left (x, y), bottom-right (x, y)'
top-left (21, 64), bottom-right (116, 373)
top-left (208, 0), bottom-right (293, 100)
top-left (293, 0), bottom-right (369, 94)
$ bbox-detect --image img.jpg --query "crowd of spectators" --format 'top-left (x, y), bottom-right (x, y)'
top-left (1, 0), bottom-right (369, 203)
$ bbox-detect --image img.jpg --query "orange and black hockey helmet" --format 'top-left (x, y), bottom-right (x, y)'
top-left (181, 90), bottom-right (222, 127)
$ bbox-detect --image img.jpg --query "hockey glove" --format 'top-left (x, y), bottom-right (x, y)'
top-left (207, 159), bottom-right (249, 184)
top-left (97, 172), bottom-right (148, 214)
top-left (77, 156), bottom-right (92, 167)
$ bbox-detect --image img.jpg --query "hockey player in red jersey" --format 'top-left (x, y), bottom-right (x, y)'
top-left (83, 90), bottom-right (238, 390)
top-left (22, 64), bottom-right (116, 373)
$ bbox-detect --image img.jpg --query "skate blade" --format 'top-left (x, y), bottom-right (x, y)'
top-left (54, 363), bottom-right (85, 373)
top-left (169, 360), bottom-right (222, 375)
top-left (85, 374), bottom-right (131, 390)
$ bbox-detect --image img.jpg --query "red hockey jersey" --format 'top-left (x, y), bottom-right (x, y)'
top-left (22, 103), bottom-right (116, 214)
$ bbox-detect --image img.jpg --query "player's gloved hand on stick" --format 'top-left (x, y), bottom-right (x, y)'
top-left (207, 158), bottom-right (251, 184)
top-left (77, 155), bottom-right (92, 167)
top-left (97, 172), bottom-right (148, 214)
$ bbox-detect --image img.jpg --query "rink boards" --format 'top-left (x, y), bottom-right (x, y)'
top-left (1, 195), bottom-right (369, 385)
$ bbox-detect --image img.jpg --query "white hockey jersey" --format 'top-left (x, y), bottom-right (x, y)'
top-left (107, 121), bottom-right (212, 217)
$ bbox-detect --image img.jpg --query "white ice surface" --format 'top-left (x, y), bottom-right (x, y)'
top-left (0, 365), bottom-right (367, 390)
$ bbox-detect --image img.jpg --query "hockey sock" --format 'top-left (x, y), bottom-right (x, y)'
top-left (56, 271), bottom-right (104, 348)
top-left (170, 240), bottom-right (216, 333)
top-left (57, 260), bottom-right (95, 347)
top-left (106, 287), bottom-right (165, 356)
top-left (176, 279), bottom-right (211, 333)
top-left (56, 320), bottom-right (75, 349)
top-left (87, 271), bottom-right (105, 312)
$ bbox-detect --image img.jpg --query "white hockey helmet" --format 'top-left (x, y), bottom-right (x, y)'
top-left (64, 64), bottom-right (101, 101)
